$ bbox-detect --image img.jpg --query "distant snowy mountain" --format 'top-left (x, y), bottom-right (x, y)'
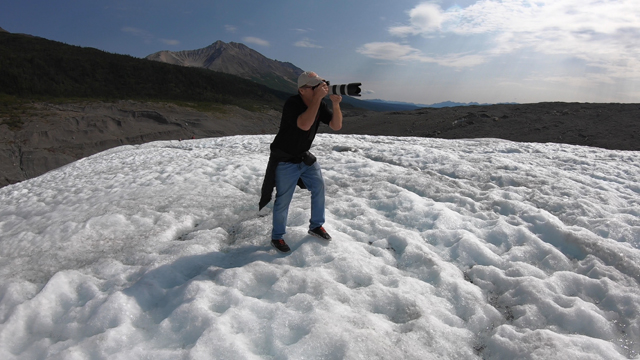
top-left (428, 100), bottom-right (487, 108)
top-left (364, 99), bottom-right (519, 109)
top-left (361, 99), bottom-right (424, 111)
top-left (146, 41), bottom-right (303, 93)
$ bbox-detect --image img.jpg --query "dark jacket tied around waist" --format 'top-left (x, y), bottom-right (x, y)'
top-left (259, 149), bottom-right (317, 210)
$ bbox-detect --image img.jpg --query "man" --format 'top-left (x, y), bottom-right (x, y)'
top-left (259, 71), bottom-right (343, 253)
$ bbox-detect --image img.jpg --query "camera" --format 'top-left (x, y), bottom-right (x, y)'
top-left (313, 81), bottom-right (362, 97)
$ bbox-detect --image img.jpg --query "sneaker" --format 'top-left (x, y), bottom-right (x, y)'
top-left (308, 226), bottom-right (332, 241)
top-left (271, 239), bottom-right (291, 253)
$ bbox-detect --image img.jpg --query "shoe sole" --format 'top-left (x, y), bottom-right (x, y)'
top-left (308, 231), bottom-right (332, 241)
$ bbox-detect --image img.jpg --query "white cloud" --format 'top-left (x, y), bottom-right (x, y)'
top-left (121, 27), bottom-right (154, 43)
top-left (435, 52), bottom-right (487, 67)
top-left (389, 2), bottom-right (444, 36)
top-left (445, 0), bottom-right (640, 53)
top-left (356, 42), bottom-right (486, 67)
top-left (361, 0), bottom-right (640, 78)
top-left (122, 27), bottom-right (180, 47)
top-left (160, 39), bottom-right (180, 46)
top-left (538, 74), bottom-right (617, 87)
top-left (357, 42), bottom-right (423, 61)
top-left (242, 37), bottom-right (270, 47)
top-left (224, 25), bottom-right (237, 33)
top-left (294, 38), bottom-right (323, 48)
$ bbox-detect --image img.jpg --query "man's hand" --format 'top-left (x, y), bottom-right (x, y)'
top-left (329, 94), bottom-right (342, 104)
top-left (313, 82), bottom-right (329, 100)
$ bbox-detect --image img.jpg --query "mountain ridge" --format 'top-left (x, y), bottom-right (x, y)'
top-left (0, 31), bottom-right (290, 108)
top-left (145, 41), bottom-right (404, 112)
top-left (365, 99), bottom-right (520, 109)
top-left (147, 41), bottom-right (303, 93)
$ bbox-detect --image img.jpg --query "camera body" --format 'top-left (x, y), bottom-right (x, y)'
top-left (313, 81), bottom-right (362, 97)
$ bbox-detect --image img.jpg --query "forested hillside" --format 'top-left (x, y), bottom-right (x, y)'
top-left (0, 32), bottom-right (289, 110)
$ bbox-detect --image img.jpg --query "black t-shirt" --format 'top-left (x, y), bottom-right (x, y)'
top-left (270, 94), bottom-right (332, 155)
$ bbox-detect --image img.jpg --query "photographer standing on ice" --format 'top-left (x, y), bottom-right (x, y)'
top-left (259, 71), bottom-right (343, 253)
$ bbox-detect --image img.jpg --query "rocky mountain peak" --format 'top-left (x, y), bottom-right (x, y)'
top-left (146, 41), bottom-right (303, 93)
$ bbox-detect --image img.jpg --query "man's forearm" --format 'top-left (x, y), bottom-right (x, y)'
top-left (297, 99), bottom-right (322, 131)
top-left (329, 103), bottom-right (343, 131)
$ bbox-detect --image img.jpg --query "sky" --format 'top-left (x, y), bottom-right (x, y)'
top-left (2, 0), bottom-right (640, 104)
top-left (0, 134), bottom-right (639, 358)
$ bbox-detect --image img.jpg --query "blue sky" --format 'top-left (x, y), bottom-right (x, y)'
top-left (2, 0), bottom-right (640, 104)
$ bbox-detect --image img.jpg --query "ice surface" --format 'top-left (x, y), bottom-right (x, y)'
top-left (0, 134), bottom-right (639, 359)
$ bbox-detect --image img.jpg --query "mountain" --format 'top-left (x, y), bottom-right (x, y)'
top-left (145, 41), bottom-right (408, 112)
top-left (0, 27), bottom-right (8, 33)
top-left (0, 32), bottom-right (289, 108)
top-left (362, 99), bottom-right (423, 111)
top-left (428, 100), bottom-right (486, 108)
top-left (364, 99), bottom-right (520, 109)
top-left (147, 41), bottom-right (303, 93)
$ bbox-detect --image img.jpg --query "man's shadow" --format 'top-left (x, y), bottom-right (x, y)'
top-left (122, 235), bottom-right (326, 324)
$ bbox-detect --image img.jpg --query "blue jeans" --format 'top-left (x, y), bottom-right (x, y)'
top-left (272, 161), bottom-right (325, 240)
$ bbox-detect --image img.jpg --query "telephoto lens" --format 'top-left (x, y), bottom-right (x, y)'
top-left (328, 82), bottom-right (362, 97)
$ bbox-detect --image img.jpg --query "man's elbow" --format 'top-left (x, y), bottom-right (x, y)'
top-left (297, 120), bottom-right (312, 131)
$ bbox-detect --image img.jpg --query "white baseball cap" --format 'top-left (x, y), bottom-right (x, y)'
top-left (297, 71), bottom-right (325, 88)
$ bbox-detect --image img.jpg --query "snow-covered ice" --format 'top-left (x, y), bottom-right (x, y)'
top-left (0, 134), bottom-right (639, 359)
